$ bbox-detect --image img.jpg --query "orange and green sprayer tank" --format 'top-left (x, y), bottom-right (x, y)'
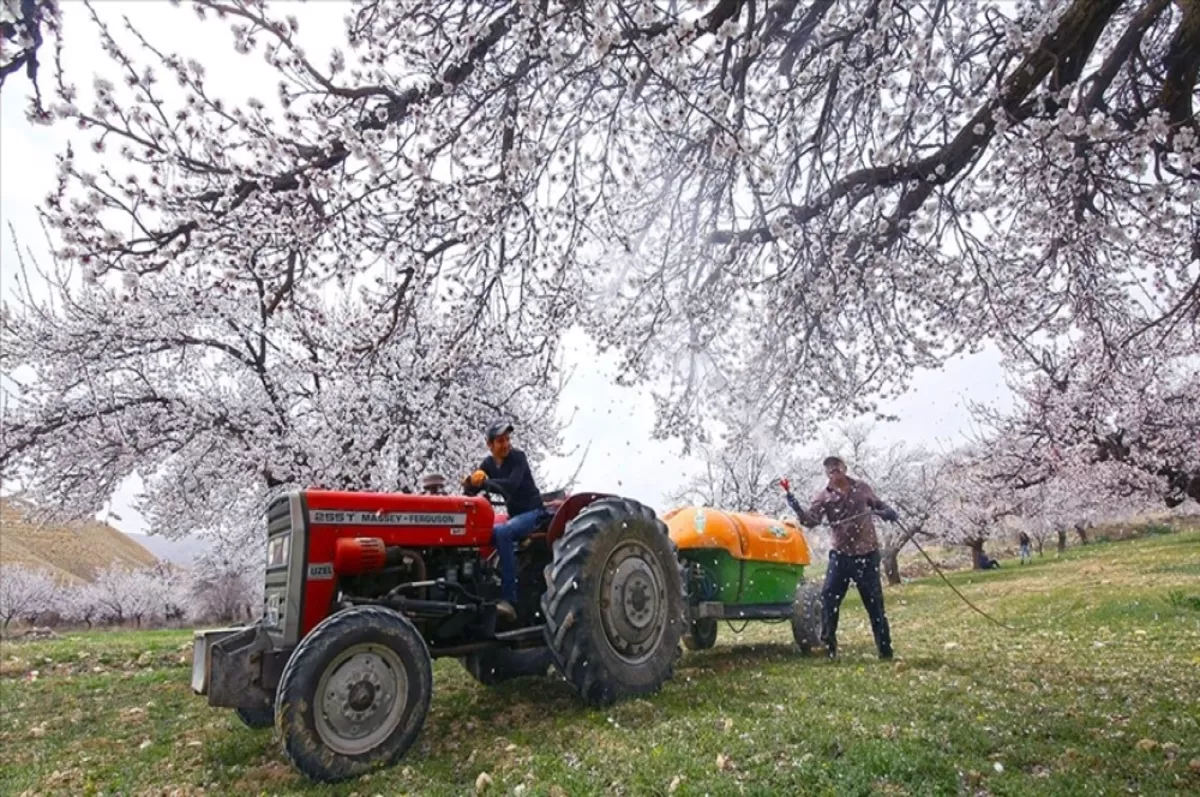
top-left (664, 506), bottom-right (811, 605)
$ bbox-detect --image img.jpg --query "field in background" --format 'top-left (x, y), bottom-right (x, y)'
top-left (1, 531), bottom-right (1198, 796)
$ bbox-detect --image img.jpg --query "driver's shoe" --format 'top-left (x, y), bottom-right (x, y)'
top-left (495, 600), bottom-right (518, 623)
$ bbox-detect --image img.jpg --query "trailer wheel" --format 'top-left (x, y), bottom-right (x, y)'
top-left (460, 647), bottom-right (552, 686)
top-left (542, 497), bottom-right (685, 706)
top-left (275, 606), bottom-right (432, 783)
top-left (792, 582), bottom-right (824, 655)
top-left (235, 705), bottom-right (274, 729)
top-left (683, 618), bottom-right (718, 651)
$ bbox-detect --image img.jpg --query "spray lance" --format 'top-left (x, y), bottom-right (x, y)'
top-left (779, 479), bottom-right (1013, 631)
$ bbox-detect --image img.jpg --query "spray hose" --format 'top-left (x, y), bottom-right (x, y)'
top-left (893, 519), bottom-right (1014, 631)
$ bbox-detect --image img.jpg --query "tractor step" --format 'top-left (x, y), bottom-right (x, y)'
top-left (494, 625), bottom-right (546, 642)
top-left (694, 602), bottom-right (794, 621)
top-left (427, 625), bottom-right (548, 659)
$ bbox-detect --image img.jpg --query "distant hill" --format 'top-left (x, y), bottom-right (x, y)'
top-left (124, 531), bottom-right (211, 568)
top-left (0, 497), bottom-right (159, 583)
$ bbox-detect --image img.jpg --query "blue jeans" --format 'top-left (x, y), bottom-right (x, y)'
top-left (821, 550), bottom-right (892, 657)
top-left (493, 508), bottom-right (550, 603)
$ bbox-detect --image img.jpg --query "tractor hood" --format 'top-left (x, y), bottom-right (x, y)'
top-left (302, 489), bottom-right (497, 547)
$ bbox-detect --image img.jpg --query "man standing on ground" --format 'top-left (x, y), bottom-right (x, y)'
top-left (1018, 530), bottom-right (1032, 564)
top-left (781, 457), bottom-right (899, 660)
top-left (463, 421), bottom-right (548, 622)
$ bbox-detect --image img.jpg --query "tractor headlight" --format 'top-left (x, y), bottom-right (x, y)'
top-left (264, 592), bottom-right (284, 628)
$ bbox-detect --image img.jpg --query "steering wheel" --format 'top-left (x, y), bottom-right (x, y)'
top-left (464, 478), bottom-right (506, 509)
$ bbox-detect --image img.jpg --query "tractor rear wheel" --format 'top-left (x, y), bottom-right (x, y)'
top-left (683, 618), bottom-right (718, 651)
top-left (275, 606), bottom-right (432, 783)
top-left (542, 497), bottom-right (685, 706)
top-left (459, 646), bottom-right (552, 686)
top-left (792, 582), bottom-right (824, 655)
top-left (235, 705), bottom-right (274, 729)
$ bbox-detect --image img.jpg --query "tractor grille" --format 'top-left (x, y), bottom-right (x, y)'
top-left (267, 495), bottom-right (292, 535)
top-left (263, 495), bottom-right (294, 632)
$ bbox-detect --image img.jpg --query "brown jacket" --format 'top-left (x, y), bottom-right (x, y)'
top-left (786, 478), bottom-right (892, 556)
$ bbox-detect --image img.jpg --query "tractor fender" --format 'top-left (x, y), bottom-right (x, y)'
top-left (545, 492), bottom-right (613, 545)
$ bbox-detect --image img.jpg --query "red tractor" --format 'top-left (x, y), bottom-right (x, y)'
top-left (191, 487), bottom-right (685, 782)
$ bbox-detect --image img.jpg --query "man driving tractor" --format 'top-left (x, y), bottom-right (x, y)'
top-left (781, 456), bottom-right (899, 660)
top-left (463, 421), bottom-right (548, 622)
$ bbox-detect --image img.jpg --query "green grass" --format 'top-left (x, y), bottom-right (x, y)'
top-left (2, 532), bottom-right (1199, 796)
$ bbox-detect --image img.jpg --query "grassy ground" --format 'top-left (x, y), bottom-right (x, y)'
top-left (2, 532), bottom-right (1198, 796)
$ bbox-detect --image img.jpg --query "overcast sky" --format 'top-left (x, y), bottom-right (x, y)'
top-left (0, 1), bottom-right (1014, 535)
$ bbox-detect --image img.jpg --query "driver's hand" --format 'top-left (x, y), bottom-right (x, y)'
top-left (469, 470), bottom-right (487, 487)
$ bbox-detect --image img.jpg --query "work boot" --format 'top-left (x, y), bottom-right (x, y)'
top-left (879, 649), bottom-right (894, 661)
top-left (495, 600), bottom-right (517, 623)
top-left (825, 645), bottom-right (837, 661)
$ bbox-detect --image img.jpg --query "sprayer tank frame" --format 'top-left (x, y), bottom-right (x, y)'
top-left (665, 506), bottom-right (812, 606)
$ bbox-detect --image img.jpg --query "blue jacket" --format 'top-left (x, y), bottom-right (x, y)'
top-left (466, 448), bottom-right (544, 517)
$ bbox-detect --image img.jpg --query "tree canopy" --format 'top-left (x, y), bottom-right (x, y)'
top-left (1, 0), bottom-right (1197, 529)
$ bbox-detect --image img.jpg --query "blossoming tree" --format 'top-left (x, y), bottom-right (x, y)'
top-left (1, 239), bottom-right (564, 546)
top-left (2, 0), bottom-right (1197, 531)
top-left (972, 336), bottom-right (1200, 510)
top-left (0, 563), bottom-right (57, 631)
top-left (925, 451), bottom-right (1026, 568)
top-left (666, 433), bottom-right (797, 514)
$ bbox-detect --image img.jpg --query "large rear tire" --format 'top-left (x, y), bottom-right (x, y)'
top-left (541, 497), bottom-right (685, 706)
top-left (683, 618), bottom-right (718, 651)
top-left (460, 647), bottom-right (552, 686)
top-left (275, 606), bottom-right (432, 783)
top-left (792, 582), bottom-right (824, 655)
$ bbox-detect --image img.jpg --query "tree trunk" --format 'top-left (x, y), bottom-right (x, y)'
top-left (968, 539), bottom-right (985, 570)
top-left (1057, 528), bottom-right (1067, 553)
top-left (882, 546), bottom-right (902, 586)
top-left (1075, 522), bottom-right (1089, 545)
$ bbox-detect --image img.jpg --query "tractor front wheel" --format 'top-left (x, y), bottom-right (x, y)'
top-left (460, 646), bottom-right (552, 686)
top-left (683, 618), bottom-right (718, 651)
top-left (792, 582), bottom-right (824, 655)
top-left (275, 606), bottom-right (432, 783)
top-left (542, 497), bottom-right (685, 705)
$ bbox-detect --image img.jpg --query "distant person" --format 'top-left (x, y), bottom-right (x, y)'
top-left (1018, 530), bottom-right (1032, 565)
top-left (979, 551), bottom-right (1001, 570)
top-left (780, 456), bottom-right (899, 660)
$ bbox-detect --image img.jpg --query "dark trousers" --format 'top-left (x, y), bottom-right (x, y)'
top-left (821, 550), bottom-right (892, 657)
top-left (492, 508), bottom-right (550, 603)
